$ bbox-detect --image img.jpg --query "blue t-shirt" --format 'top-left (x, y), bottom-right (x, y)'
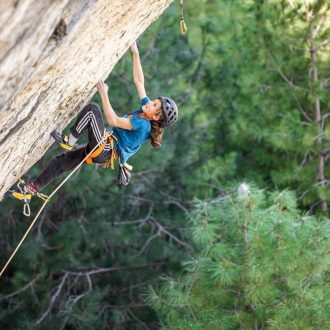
top-left (112, 97), bottom-right (151, 164)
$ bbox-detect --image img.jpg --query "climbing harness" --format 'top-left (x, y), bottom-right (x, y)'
top-left (179, 0), bottom-right (188, 35)
top-left (85, 130), bottom-right (118, 170)
top-left (0, 135), bottom-right (107, 277)
top-left (85, 130), bottom-right (133, 185)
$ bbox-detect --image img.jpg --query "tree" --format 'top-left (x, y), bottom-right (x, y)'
top-left (150, 184), bottom-right (330, 329)
top-left (175, 0), bottom-right (330, 213)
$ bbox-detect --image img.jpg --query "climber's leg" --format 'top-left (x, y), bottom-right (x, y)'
top-left (69, 102), bottom-right (112, 163)
top-left (32, 146), bottom-right (86, 191)
top-left (69, 102), bottom-right (106, 152)
top-left (52, 102), bottom-right (106, 152)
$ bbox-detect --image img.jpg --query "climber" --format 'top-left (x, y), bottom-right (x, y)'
top-left (6, 41), bottom-right (178, 202)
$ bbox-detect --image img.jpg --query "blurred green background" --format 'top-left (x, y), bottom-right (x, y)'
top-left (0, 1), bottom-right (329, 329)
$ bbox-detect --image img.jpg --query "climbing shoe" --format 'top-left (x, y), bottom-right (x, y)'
top-left (5, 182), bottom-right (36, 200)
top-left (51, 129), bottom-right (77, 151)
top-left (5, 190), bottom-right (32, 201)
top-left (5, 181), bottom-right (36, 216)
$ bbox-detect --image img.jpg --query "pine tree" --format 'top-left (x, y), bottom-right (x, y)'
top-left (149, 184), bottom-right (330, 329)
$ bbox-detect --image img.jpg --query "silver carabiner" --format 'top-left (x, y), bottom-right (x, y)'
top-left (23, 203), bottom-right (31, 217)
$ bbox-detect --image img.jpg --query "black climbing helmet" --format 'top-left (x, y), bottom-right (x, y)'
top-left (159, 96), bottom-right (178, 128)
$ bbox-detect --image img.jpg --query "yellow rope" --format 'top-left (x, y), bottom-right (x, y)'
top-left (0, 136), bottom-right (108, 277)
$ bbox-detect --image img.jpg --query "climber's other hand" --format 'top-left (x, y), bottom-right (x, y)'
top-left (130, 41), bottom-right (139, 54)
top-left (97, 81), bottom-right (108, 97)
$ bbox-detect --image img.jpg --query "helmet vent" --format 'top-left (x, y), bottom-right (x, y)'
top-left (159, 96), bottom-right (178, 127)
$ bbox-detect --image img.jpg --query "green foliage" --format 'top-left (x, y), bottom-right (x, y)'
top-left (150, 187), bottom-right (330, 329)
top-left (182, 0), bottom-right (330, 210)
top-left (0, 0), bottom-right (329, 328)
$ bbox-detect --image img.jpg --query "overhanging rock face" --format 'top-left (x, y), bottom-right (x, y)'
top-left (0, 0), bottom-right (173, 200)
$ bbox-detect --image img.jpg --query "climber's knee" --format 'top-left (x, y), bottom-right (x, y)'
top-left (88, 102), bottom-right (101, 114)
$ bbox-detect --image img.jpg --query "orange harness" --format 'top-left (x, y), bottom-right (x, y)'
top-left (85, 131), bottom-right (118, 169)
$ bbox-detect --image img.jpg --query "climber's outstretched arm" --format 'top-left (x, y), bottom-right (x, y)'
top-left (97, 81), bottom-right (133, 130)
top-left (130, 41), bottom-right (147, 99)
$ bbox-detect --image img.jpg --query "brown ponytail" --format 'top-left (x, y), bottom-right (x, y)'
top-left (139, 106), bottom-right (164, 149)
top-left (150, 120), bottom-right (163, 149)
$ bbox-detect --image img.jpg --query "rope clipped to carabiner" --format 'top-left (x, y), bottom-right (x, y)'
top-left (179, 0), bottom-right (188, 35)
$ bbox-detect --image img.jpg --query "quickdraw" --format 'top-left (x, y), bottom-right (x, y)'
top-left (180, 0), bottom-right (188, 35)
top-left (6, 178), bottom-right (50, 217)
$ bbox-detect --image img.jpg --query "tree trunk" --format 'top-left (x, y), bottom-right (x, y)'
top-left (310, 45), bottom-right (327, 211)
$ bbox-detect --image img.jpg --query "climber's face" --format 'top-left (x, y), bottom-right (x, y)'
top-left (142, 99), bottom-right (162, 121)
